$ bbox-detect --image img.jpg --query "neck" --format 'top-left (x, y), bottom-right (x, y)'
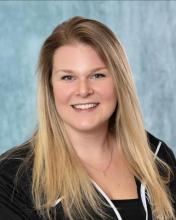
top-left (64, 125), bottom-right (116, 162)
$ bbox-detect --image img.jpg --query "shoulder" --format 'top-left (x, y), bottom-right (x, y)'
top-left (146, 131), bottom-right (176, 206)
top-left (0, 143), bottom-right (39, 219)
top-left (0, 143), bottom-right (33, 183)
top-left (146, 131), bottom-right (176, 168)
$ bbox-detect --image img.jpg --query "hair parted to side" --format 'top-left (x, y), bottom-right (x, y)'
top-left (28, 16), bottom-right (175, 220)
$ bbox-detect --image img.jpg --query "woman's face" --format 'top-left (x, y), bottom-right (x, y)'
top-left (51, 43), bottom-right (117, 133)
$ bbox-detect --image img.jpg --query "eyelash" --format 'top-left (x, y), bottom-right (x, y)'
top-left (61, 75), bottom-right (73, 81)
top-left (92, 73), bottom-right (106, 79)
top-left (61, 73), bottom-right (106, 81)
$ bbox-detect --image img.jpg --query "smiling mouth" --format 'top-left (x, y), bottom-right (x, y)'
top-left (71, 103), bottom-right (99, 110)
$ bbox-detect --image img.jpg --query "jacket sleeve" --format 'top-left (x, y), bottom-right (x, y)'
top-left (147, 131), bottom-right (176, 212)
top-left (0, 158), bottom-right (40, 220)
top-left (158, 141), bottom-right (176, 213)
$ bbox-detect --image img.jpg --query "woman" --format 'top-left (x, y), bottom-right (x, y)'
top-left (0, 16), bottom-right (175, 220)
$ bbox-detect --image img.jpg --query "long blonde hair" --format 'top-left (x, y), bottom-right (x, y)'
top-left (11, 16), bottom-right (176, 220)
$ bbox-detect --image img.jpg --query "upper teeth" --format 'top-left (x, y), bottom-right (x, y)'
top-left (72, 103), bottom-right (98, 110)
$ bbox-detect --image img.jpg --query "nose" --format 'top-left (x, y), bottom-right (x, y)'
top-left (76, 79), bottom-right (94, 97)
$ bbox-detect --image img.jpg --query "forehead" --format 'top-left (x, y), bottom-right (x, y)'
top-left (52, 43), bottom-right (106, 72)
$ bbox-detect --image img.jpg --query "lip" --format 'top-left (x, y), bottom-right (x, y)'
top-left (71, 103), bottom-right (99, 112)
top-left (71, 102), bottom-right (99, 105)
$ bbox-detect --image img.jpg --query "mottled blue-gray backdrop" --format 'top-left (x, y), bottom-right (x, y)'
top-left (0, 1), bottom-right (176, 154)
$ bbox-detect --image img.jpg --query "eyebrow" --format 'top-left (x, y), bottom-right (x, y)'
top-left (53, 67), bottom-right (107, 74)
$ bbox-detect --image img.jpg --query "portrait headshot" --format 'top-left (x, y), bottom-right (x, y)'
top-left (0, 2), bottom-right (176, 220)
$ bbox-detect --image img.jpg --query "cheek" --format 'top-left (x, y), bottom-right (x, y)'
top-left (100, 83), bottom-right (117, 103)
top-left (53, 86), bottom-right (71, 105)
top-left (106, 89), bottom-right (117, 101)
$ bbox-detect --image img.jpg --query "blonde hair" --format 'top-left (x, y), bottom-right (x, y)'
top-left (8, 16), bottom-right (176, 220)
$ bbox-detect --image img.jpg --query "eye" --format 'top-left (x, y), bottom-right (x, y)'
top-left (61, 75), bottom-right (74, 81)
top-left (92, 73), bottom-right (106, 79)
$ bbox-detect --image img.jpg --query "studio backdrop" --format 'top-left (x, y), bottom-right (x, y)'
top-left (0, 1), bottom-right (176, 153)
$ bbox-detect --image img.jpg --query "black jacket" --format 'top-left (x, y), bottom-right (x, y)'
top-left (0, 132), bottom-right (176, 220)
